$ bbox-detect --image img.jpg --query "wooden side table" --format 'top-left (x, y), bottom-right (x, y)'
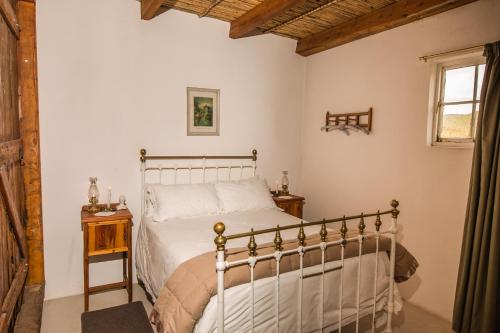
top-left (81, 205), bottom-right (133, 311)
top-left (273, 194), bottom-right (305, 219)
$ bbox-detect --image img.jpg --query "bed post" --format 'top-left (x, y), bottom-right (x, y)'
top-left (385, 200), bottom-right (399, 333)
top-left (214, 222), bottom-right (227, 333)
top-left (140, 149), bottom-right (146, 216)
top-left (252, 149), bottom-right (257, 176)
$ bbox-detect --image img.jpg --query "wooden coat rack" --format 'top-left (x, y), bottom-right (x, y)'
top-left (322, 107), bottom-right (373, 135)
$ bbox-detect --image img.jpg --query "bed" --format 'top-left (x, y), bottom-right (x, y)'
top-left (135, 149), bottom-right (417, 333)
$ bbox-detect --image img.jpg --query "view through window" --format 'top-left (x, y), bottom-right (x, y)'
top-left (436, 62), bottom-right (485, 142)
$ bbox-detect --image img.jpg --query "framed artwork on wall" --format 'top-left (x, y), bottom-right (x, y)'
top-left (187, 87), bottom-right (220, 136)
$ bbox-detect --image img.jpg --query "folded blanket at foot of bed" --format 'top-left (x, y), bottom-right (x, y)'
top-left (151, 230), bottom-right (418, 333)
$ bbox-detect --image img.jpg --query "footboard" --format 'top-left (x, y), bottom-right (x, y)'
top-left (213, 200), bottom-right (400, 333)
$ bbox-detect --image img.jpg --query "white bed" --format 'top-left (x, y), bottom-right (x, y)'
top-left (136, 207), bottom-right (402, 333)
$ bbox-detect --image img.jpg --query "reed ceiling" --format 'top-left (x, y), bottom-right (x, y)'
top-left (140, 0), bottom-right (479, 56)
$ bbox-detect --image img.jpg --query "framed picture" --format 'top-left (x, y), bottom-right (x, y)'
top-left (187, 87), bottom-right (220, 136)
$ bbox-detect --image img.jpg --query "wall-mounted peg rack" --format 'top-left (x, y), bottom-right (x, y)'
top-left (321, 107), bottom-right (373, 135)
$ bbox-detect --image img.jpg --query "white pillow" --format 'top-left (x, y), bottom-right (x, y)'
top-left (215, 177), bottom-right (277, 213)
top-left (150, 183), bottom-right (220, 222)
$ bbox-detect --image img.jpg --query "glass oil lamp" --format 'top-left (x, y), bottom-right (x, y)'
top-left (88, 177), bottom-right (100, 213)
top-left (281, 171), bottom-right (289, 195)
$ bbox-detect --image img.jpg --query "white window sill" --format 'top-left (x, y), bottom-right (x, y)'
top-left (430, 141), bottom-right (475, 149)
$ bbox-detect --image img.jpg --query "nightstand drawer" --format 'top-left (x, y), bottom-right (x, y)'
top-left (87, 220), bottom-right (129, 256)
top-left (279, 202), bottom-right (303, 218)
top-left (273, 194), bottom-right (305, 219)
top-left (278, 201), bottom-right (292, 213)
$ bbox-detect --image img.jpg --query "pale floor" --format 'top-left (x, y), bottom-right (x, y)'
top-left (42, 284), bottom-right (452, 332)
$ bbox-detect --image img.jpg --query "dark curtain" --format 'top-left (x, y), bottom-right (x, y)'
top-left (453, 41), bottom-right (500, 333)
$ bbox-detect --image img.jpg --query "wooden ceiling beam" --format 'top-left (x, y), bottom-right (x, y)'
top-left (141, 0), bottom-right (167, 20)
top-left (230, 0), bottom-right (308, 39)
top-left (296, 0), bottom-right (479, 56)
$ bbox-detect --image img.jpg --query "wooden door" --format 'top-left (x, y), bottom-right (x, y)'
top-left (0, 0), bottom-right (29, 332)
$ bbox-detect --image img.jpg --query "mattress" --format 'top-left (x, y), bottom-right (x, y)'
top-left (136, 208), bottom-right (402, 332)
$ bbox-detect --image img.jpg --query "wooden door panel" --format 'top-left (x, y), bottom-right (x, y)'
top-left (0, 8), bottom-right (19, 142)
top-left (0, 158), bottom-right (27, 333)
top-left (0, 1), bottom-right (29, 332)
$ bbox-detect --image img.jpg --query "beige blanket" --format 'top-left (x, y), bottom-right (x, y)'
top-left (151, 231), bottom-right (418, 333)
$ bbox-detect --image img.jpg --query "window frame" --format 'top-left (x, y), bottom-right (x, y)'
top-left (427, 51), bottom-right (485, 148)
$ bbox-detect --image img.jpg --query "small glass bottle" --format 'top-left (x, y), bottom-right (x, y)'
top-left (281, 171), bottom-right (289, 195)
top-left (117, 195), bottom-right (127, 210)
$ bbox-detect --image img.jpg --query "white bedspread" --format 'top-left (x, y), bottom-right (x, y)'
top-left (136, 208), bottom-right (402, 332)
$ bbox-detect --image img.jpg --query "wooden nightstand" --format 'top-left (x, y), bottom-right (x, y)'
top-left (81, 205), bottom-right (133, 312)
top-left (273, 194), bottom-right (305, 219)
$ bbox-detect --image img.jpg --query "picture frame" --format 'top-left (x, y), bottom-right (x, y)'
top-left (187, 87), bottom-right (220, 136)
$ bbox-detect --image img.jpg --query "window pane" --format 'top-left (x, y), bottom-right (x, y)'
top-left (440, 104), bottom-right (473, 139)
top-left (443, 66), bottom-right (475, 102)
top-left (476, 64), bottom-right (485, 99)
top-left (473, 103), bottom-right (480, 138)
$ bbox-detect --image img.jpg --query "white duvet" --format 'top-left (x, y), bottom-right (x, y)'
top-left (136, 208), bottom-right (402, 332)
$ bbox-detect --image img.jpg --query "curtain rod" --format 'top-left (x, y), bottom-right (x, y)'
top-left (419, 44), bottom-right (485, 62)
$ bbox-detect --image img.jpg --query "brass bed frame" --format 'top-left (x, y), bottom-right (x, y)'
top-left (139, 148), bottom-right (399, 333)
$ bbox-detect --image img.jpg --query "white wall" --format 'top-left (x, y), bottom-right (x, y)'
top-left (37, 0), bottom-right (305, 300)
top-left (298, 0), bottom-right (500, 322)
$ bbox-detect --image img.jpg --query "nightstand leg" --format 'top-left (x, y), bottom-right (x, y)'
top-left (84, 256), bottom-right (89, 311)
top-left (83, 226), bottom-right (89, 311)
top-left (127, 222), bottom-right (133, 303)
top-left (122, 252), bottom-right (127, 281)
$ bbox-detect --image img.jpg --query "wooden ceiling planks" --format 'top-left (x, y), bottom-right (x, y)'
top-left (161, 0), bottom-right (260, 21)
top-left (265, 0), bottom-right (392, 39)
top-left (146, 0), bottom-right (479, 56)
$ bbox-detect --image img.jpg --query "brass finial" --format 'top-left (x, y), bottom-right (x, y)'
top-left (391, 199), bottom-right (400, 218)
top-left (358, 213), bottom-right (366, 235)
top-left (340, 216), bottom-right (348, 243)
top-left (140, 148), bottom-right (147, 162)
top-left (252, 149), bottom-right (258, 161)
top-left (214, 222), bottom-right (227, 251)
top-left (248, 229), bottom-right (257, 256)
top-left (298, 221), bottom-right (306, 246)
top-left (375, 210), bottom-right (382, 232)
top-left (274, 225), bottom-right (283, 251)
top-left (320, 219), bottom-right (328, 242)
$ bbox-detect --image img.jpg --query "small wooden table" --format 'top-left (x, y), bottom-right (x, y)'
top-left (81, 205), bottom-right (133, 311)
top-left (273, 194), bottom-right (305, 219)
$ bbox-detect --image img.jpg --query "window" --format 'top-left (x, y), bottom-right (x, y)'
top-left (428, 53), bottom-right (485, 147)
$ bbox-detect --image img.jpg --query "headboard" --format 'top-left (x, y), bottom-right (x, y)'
top-left (139, 149), bottom-right (258, 216)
